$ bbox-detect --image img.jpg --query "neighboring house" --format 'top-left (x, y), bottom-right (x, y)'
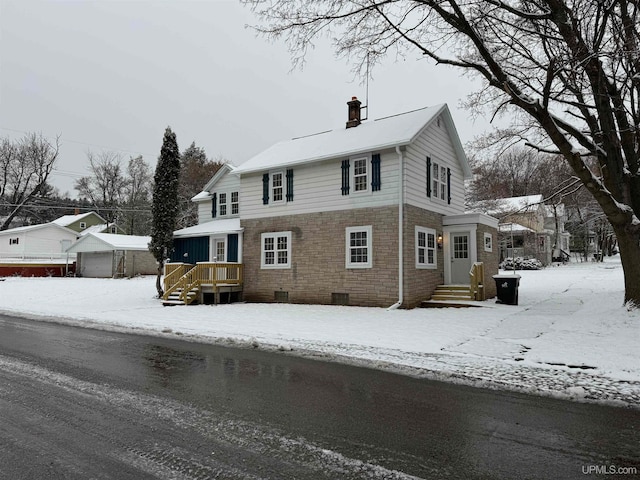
top-left (0, 222), bottom-right (77, 276)
top-left (66, 232), bottom-right (156, 278)
top-left (166, 98), bottom-right (499, 308)
top-left (478, 194), bottom-right (570, 264)
top-left (52, 211), bottom-right (124, 235)
top-left (0, 211), bottom-right (125, 277)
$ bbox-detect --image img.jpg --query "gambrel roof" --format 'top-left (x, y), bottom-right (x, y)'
top-left (234, 104), bottom-right (471, 177)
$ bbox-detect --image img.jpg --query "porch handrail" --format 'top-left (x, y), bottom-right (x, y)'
top-left (162, 262), bottom-right (243, 303)
top-left (469, 262), bottom-right (485, 301)
top-left (163, 262), bottom-right (194, 293)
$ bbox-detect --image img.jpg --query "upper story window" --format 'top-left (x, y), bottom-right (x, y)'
top-left (219, 193), bottom-right (228, 216)
top-left (110, 226), bottom-right (117, 233)
top-left (261, 231), bottom-right (291, 269)
top-left (231, 191), bottom-right (239, 215)
top-left (345, 225), bottom-right (372, 269)
top-left (352, 157), bottom-right (368, 193)
top-left (263, 170), bottom-right (293, 205)
top-left (416, 227), bottom-right (436, 268)
top-left (426, 156), bottom-right (450, 204)
top-left (342, 154), bottom-right (380, 195)
top-left (432, 161), bottom-right (447, 201)
top-left (79, 222), bottom-right (87, 229)
top-left (9, 237), bottom-right (19, 245)
top-left (272, 172), bottom-right (284, 202)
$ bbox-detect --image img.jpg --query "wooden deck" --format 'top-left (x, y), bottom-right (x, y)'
top-left (163, 262), bottom-right (243, 305)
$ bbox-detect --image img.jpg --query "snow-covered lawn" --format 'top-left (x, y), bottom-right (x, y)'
top-left (1, 256), bottom-right (638, 408)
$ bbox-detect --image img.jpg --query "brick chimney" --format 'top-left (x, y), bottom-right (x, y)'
top-left (346, 96), bottom-right (362, 128)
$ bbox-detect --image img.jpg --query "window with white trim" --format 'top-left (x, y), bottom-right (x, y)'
top-left (484, 232), bottom-right (493, 252)
top-left (261, 231), bottom-right (291, 269)
top-left (432, 161), bottom-right (447, 201)
top-left (219, 192), bottom-right (228, 216)
top-left (272, 172), bottom-right (284, 203)
top-left (416, 227), bottom-right (436, 268)
top-left (346, 226), bottom-right (372, 268)
top-left (352, 157), bottom-right (368, 193)
top-left (231, 191), bottom-right (239, 215)
top-left (79, 222), bottom-right (87, 229)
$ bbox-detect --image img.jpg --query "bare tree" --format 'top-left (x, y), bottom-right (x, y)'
top-left (177, 142), bottom-right (225, 229)
top-left (122, 155), bottom-right (153, 235)
top-left (75, 151), bottom-right (128, 225)
top-left (0, 133), bottom-right (60, 230)
top-left (244, 0), bottom-right (640, 307)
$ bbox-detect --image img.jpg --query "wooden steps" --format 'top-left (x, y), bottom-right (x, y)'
top-left (431, 285), bottom-right (473, 301)
top-left (162, 287), bottom-right (199, 306)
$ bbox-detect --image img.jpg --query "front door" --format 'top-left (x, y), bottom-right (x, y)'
top-left (212, 238), bottom-right (226, 263)
top-left (450, 232), bottom-right (472, 284)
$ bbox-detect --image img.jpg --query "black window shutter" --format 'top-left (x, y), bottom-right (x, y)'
top-left (286, 169), bottom-right (294, 202)
top-left (426, 157), bottom-right (432, 197)
top-left (262, 173), bottom-right (269, 205)
top-left (211, 192), bottom-right (217, 218)
top-left (227, 234), bottom-right (238, 262)
top-left (447, 167), bottom-right (451, 204)
top-left (341, 159), bottom-right (350, 195)
top-left (371, 154), bottom-right (381, 191)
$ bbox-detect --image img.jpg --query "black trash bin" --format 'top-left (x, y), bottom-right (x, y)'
top-left (493, 274), bottom-right (521, 305)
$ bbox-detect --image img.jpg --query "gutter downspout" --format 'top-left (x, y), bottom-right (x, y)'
top-left (388, 145), bottom-right (405, 310)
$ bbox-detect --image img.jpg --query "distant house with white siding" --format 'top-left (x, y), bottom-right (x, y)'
top-left (164, 98), bottom-right (499, 308)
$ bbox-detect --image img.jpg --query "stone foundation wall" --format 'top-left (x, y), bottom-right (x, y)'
top-left (241, 206), bottom-right (399, 307)
top-left (402, 204), bottom-right (445, 308)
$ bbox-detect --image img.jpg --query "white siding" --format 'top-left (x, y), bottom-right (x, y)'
top-left (239, 153), bottom-right (400, 219)
top-left (0, 226), bottom-right (77, 258)
top-left (404, 114), bottom-right (466, 216)
top-left (196, 170), bottom-right (241, 224)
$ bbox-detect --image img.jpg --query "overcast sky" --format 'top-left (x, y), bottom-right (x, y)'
top-left (0, 0), bottom-right (490, 197)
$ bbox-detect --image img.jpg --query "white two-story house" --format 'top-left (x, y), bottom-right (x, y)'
top-left (166, 98), bottom-right (499, 308)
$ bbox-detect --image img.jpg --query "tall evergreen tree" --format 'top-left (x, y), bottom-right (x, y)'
top-left (149, 127), bottom-right (180, 297)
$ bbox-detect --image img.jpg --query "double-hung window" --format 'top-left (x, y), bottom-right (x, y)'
top-left (346, 226), bottom-right (372, 268)
top-left (272, 172), bottom-right (284, 203)
top-left (432, 161), bottom-right (447, 201)
top-left (416, 227), bottom-right (436, 268)
top-left (219, 193), bottom-right (228, 216)
top-left (231, 191), bottom-right (239, 215)
top-left (261, 231), bottom-right (291, 269)
top-left (352, 157), bottom-right (368, 193)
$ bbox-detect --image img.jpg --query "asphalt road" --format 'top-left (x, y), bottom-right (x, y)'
top-left (0, 314), bottom-right (639, 479)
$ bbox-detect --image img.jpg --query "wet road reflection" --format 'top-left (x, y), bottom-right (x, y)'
top-left (1, 315), bottom-right (639, 479)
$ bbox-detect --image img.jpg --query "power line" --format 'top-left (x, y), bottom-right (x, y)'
top-left (0, 126), bottom-right (158, 158)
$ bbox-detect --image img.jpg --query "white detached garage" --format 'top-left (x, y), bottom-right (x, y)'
top-left (66, 233), bottom-right (157, 278)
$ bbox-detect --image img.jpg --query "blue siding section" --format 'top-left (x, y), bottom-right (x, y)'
top-left (170, 236), bottom-right (210, 263)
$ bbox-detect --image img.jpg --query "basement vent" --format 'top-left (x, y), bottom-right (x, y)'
top-left (274, 291), bottom-right (289, 303)
top-left (331, 293), bottom-right (349, 306)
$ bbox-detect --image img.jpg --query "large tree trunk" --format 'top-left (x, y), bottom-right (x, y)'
top-left (614, 227), bottom-right (640, 307)
top-left (156, 260), bottom-right (165, 298)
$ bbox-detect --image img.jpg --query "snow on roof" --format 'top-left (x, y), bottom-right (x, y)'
top-left (52, 211), bottom-right (104, 226)
top-left (234, 104), bottom-right (468, 175)
top-left (66, 233), bottom-right (151, 253)
top-left (499, 222), bottom-right (536, 233)
top-left (173, 218), bottom-right (242, 238)
top-left (191, 191), bottom-right (211, 202)
top-left (0, 222), bottom-right (76, 235)
top-left (78, 223), bottom-right (109, 236)
top-left (484, 194), bottom-right (543, 215)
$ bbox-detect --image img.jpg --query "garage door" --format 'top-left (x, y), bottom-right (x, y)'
top-left (82, 252), bottom-right (113, 278)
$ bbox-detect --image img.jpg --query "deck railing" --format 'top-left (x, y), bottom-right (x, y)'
top-left (163, 262), bottom-right (243, 304)
top-left (469, 262), bottom-right (485, 301)
top-left (163, 262), bottom-right (195, 293)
